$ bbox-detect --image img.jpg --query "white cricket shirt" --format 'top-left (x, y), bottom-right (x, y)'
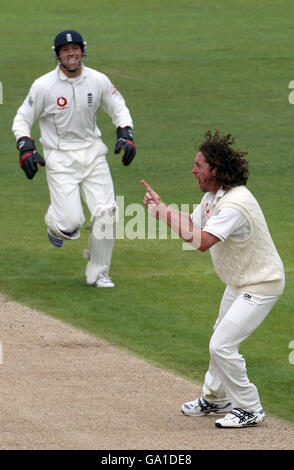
top-left (191, 189), bottom-right (250, 242)
top-left (12, 64), bottom-right (133, 151)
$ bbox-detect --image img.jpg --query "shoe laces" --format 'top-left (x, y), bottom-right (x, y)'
top-left (198, 396), bottom-right (219, 413)
top-left (230, 408), bottom-right (254, 422)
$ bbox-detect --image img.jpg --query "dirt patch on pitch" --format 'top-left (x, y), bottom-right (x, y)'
top-left (0, 294), bottom-right (293, 450)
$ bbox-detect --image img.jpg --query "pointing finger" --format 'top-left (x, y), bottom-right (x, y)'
top-left (141, 180), bottom-right (157, 197)
top-left (140, 180), bottom-right (152, 191)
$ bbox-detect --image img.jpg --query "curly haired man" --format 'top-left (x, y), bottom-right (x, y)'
top-left (141, 130), bottom-right (285, 428)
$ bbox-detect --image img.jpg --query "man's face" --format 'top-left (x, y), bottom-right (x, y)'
top-left (58, 43), bottom-right (82, 74)
top-left (192, 151), bottom-right (219, 193)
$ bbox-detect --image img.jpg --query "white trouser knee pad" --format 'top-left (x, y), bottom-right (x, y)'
top-left (84, 203), bottom-right (118, 285)
top-left (45, 214), bottom-right (81, 240)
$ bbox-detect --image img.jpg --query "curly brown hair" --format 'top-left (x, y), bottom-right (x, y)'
top-left (199, 130), bottom-right (249, 190)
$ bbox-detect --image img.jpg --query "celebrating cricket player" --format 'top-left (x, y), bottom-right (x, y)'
top-left (12, 30), bottom-right (136, 288)
top-left (142, 130), bottom-right (285, 428)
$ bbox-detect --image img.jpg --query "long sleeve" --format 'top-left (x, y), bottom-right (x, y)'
top-left (100, 75), bottom-right (133, 129)
top-left (12, 81), bottom-right (46, 141)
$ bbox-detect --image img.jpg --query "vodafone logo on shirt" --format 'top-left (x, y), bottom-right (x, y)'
top-left (57, 97), bottom-right (68, 108)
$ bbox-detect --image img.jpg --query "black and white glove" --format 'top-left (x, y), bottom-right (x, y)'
top-left (114, 126), bottom-right (136, 166)
top-left (17, 136), bottom-right (45, 180)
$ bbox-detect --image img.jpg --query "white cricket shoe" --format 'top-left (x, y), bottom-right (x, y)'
top-left (215, 408), bottom-right (265, 428)
top-left (181, 395), bottom-right (232, 417)
top-left (95, 273), bottom-right (115, 288)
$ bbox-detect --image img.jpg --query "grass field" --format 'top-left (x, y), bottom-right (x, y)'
top-left (0, 0), bottom-right (294, 425)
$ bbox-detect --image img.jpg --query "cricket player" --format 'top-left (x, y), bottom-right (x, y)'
top-left (12, 30), bottom-right (136, 288)
top-left (141, 130), bottom-right (285, 428)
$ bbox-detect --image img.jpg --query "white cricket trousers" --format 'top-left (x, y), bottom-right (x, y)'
top-left (202, 286), bottom-right (280, 412)
top-left (44, 140), bottom-right (115, 232)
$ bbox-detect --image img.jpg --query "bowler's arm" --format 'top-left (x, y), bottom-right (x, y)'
top-left (141, 180), bottom-right (220, 251)
top-left (161, 204), bottom-right (220, 251)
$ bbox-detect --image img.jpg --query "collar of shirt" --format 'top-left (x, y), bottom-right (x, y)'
top-left (201, 188), bottom-right (226, 217)
top-left (57, 63), bottom-right (87, 82)
top-left (206, 188), bottom-right (226, 206)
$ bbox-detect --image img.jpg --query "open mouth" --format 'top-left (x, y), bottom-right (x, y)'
top-left (67, 58), bottom-right (78, 65)
top-left (64, 56), bottom-right (80, 67)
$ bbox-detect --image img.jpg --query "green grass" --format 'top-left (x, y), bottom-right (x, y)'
top-left (1, 0), bottom-right (294, 426)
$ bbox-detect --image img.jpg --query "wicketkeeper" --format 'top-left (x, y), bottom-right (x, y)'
top-left (12, 30), bottom-right (136, 288)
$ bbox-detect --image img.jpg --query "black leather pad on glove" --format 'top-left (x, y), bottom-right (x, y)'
top-left (17, 136), bottom-right (45, 179)
top-left (114, 127), bottom-right (136, 166)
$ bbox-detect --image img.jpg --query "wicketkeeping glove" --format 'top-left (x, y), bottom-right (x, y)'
top-left (114, 126), bottom-right (136, 166)
top-left (17, 136), bottom-right (45, 180)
